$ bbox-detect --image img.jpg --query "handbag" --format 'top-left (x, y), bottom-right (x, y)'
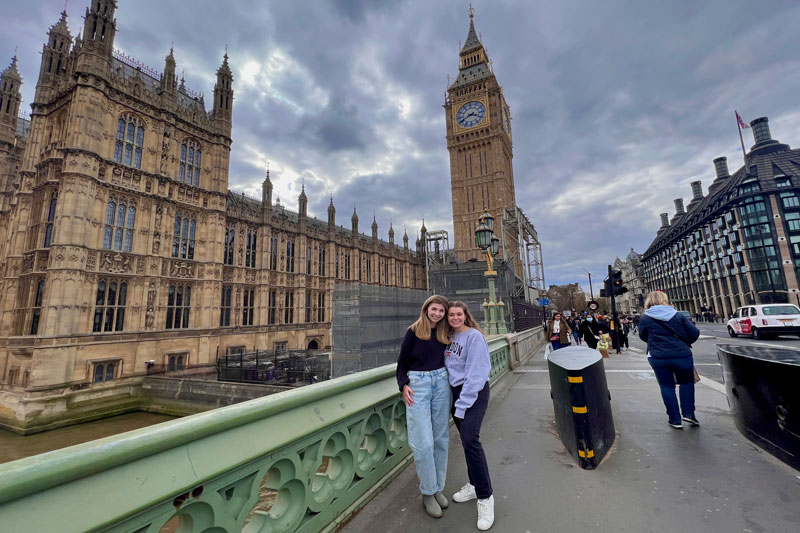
top-left (597, 334), bottom-right (609, 350)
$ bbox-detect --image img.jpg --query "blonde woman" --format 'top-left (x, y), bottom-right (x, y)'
top-left (396, 295), bottom-right (452, 518)
top-left (445, 301), bottom-right (494, 531)
top-left (638, 291), bottom-right (700, 429)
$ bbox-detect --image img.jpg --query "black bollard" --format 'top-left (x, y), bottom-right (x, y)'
top-left (548, 345), bottom-right (615, 469)
top-left (718, 344), bottom-right (800, 471)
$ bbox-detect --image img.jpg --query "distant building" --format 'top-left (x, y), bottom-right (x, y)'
top-left (613, 249), bottom-right (646, 314)
top-left (0, 2), bottom-right (424, 433)
top-left (642, 117), bottom-right (800, 317)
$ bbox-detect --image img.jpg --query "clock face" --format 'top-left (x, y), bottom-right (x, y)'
top-left (456, 101), bottom-right (486, 128)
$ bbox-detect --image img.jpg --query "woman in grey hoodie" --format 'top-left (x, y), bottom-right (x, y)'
top-left (638, 291), bottom-right (700, 429)
top-left (445, 301), bottom-right (494, 531)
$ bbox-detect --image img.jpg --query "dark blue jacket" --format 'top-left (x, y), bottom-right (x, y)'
top-left (638, 305), bottom-right (700, 359)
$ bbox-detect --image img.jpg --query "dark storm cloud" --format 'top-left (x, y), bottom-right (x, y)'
top-left (4, 0), bottom-right (800, 291)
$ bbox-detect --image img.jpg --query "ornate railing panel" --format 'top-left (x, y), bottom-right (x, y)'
top-left (488, 337), bottom-right (510, 384)
top-left (0, 338), bottom-right (517, 533)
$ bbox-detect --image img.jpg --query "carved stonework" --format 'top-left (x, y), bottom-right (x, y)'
top-left (245, 270), bottom-right (256, 283)
top-left (170, 260), bottom-right (195, 278)
top-left (136, 257), bottom-right (146, 275)
top-left (86, 250), bottom-right (97, 270)
top-left (223, 266), bottom-right (233, 281)
top-left (99, 252), bottom-right (132, 274)
top-left (22, 253), bottom-right (34, 273)
top-left (145, 280), bottom-right (156, 330)
top-left (152, 231), bottom-right (161, 254)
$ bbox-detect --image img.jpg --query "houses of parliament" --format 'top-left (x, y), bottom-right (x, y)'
top-left (0, 1), bottom-right (425, 432)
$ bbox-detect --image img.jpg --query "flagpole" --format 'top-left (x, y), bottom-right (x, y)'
top-left (736, 111), bottom-right (747, 166)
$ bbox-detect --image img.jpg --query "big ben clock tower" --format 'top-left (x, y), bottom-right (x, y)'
top-left (446, 8), bottom-right (516, 257)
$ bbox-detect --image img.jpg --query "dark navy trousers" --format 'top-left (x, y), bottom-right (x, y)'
top-left (451, 381), bottom-right (493, 499)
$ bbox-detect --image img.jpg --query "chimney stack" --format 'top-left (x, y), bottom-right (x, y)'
top-left (660, 213), bottom-right (670, 227)
top-left (713, 157), bottom-right (730, 179)
top-left (750, 117), bottom-right (772, 145)
top-left (690, 181), bottom-right (703, 200)
top-left (674, 198), bottom-right (685, 215)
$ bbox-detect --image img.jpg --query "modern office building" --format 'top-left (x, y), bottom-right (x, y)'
top-left (642, 116), bottom-right (800, 317)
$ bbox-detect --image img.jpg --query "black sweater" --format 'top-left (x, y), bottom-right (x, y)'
top-left (396, 327), bottom-right (447, 391)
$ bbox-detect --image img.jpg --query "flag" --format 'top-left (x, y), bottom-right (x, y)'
top-left (736, 110), bottom-right (750, 129)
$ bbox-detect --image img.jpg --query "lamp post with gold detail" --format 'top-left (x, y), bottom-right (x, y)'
top-left (475, 209), bottom-right (508, 335)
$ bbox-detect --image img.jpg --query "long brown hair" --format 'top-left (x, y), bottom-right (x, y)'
top-left (410, 294), bottom-right (451, 344)
top-left (447, 300), bottom-right (483, 336)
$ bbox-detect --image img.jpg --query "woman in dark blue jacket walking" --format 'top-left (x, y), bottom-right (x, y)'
top-left (638, 291), bottom-right (701, 429)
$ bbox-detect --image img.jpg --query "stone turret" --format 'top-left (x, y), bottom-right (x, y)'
top-left (74, 0), bottom-right (117, 77)
top-left (35, 10), bottom-right (73, 104)
top-left (212, 52), bottom-right (233, 134)
top-left (298, 184), bottom-right (307, 219)
top-left (0, 56), bottom-right (22, 146)
top-left (261, 168), bottom-right (272, 223)
top-left (403, 229), bottom-right (409, 250)
top-left (371, 215), bottom-right (378, 241)
top-left (388, 223), bottom-right (395, 245)
top-left (327, 196), bottom-right (335, 227)
top-left (159, 47), bottom-right (178, 97)
top-left (351, 206), bottom-right (359, 235)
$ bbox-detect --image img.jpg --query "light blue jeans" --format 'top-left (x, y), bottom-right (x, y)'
top-left (405, 367), bottom-right (451, 495)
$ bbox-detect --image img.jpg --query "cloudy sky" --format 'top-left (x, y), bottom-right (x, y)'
top-left (3, 0), bottom-right (800, 291)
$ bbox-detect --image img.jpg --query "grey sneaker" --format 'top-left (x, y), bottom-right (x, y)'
top-left (434, 491), bottom-right (449, 509)
top-left (422, 494), bottom-right (442, 518)
top-left (452, 483), bottom-right (477, 503)
top-left (668, 421), bottom-right (683, 429)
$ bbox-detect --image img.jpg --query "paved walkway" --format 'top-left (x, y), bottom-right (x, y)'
top-left (344, 336), bottom-right (800, 532)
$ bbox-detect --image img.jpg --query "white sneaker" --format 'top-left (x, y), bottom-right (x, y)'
top-left (477, 495), bottom-right (495, 530)
top-left (452, 483), bottom-right (477, 503)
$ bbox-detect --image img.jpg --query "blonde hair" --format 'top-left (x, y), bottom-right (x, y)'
top-left (446, 300), bottom-right (483, 336)
top-left (644, 290), bottom-right (670, 309)
top-left (410, 294), bottom-right (451, 344)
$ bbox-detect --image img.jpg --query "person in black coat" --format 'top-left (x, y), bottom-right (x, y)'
top-left (638, 291), bottom-right (701, 429)
top-left (579, 314), bottom-right (601, 349)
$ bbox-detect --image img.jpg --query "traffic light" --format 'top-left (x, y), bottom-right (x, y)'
top-left (611, 270), bottom-right (628, 296)
top-left (600, 277), bottom-right (611, 298)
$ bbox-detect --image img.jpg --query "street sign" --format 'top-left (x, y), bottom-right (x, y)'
top-left (587, 300), bottom-right (599, 311)
top-left (538, 298), bottom-right (550, 306)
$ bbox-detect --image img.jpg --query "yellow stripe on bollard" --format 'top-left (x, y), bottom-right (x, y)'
top-left (578, 449), bottom-right (595, 458)
top-left (572, 406), bottom-right (587, 414)
top-left (567, 376), bottom-right (583, 383)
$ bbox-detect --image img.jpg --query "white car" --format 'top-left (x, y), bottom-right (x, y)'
top-left (727, 304), bottom-right (800, 339)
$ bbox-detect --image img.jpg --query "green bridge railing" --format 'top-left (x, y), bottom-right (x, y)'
top-left (0, 328), bottom-right (542, 532)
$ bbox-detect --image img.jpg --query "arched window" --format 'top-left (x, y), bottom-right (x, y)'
top-left (114, 115), bottom-right (144, 169)
top-left (43, 191), bottom-right (58, 248)
top-left (172, 213), bottom-right (196, 260)
top-left (166, 283), bottom-right (192, 329)
top-left (93, 361), bottom-right (118, 383)
top-left (224, 225), bottom-right (235, 265)
top-left (92, 279), bottom-right (128, 332)
top-left (103, 197), bottom-right (135, 252)
top-left (179, 140), bottom-right (202, 186)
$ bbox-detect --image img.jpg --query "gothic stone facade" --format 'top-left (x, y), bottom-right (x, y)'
top-left (643, 117), bottom-right (800, 318)
top-left (0, 2), bottom-right (424, 433)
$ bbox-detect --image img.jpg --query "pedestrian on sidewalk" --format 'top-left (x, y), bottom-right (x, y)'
top-left (596, 314), bottom-right (611, 358)
top-left (580, 314), bottom-right (601, 349)
top-left (638, 291), bottom-right (701, 429)
top-left (396, 295), bottom-right (451, 518)
top-left (445, 301), bottom-right (495, 531)
top-left (571, 316), bottom-right (583, 345)
top-left (546, 311), bottom-right (572, 351)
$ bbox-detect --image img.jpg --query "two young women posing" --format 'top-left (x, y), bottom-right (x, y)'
top-left (396, 295), bottom-right (495, 530)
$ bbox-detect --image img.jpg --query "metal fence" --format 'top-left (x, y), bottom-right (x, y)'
top-left (216, 349), bottom-right (332, 385)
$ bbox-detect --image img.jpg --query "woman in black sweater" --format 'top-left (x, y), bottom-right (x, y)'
top-left (397, 294), bottom-right (451, 518)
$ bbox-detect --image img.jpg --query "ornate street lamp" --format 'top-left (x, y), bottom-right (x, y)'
top-left (475, 210), bottom-right (507, 335)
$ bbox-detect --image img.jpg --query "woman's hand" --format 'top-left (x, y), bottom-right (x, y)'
top-left (402, 384), bottom-right (415, 406)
